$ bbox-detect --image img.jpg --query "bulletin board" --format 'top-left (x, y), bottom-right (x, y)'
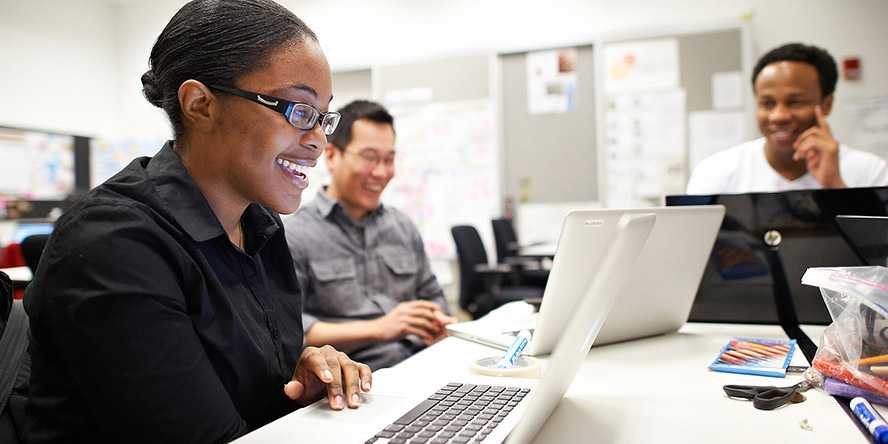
top-left (374, 55), bottom-right (499, 259)
top-left (596, 24), bottom-right (753, 207)
top-left (0, 126), bottom-right (90, 200)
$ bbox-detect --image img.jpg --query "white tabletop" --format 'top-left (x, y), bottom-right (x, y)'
top-left (241, 321), bottom-right (867, 443)
top-left (0, 266), bottom-right (31, 283)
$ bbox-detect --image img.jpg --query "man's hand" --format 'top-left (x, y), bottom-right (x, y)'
top-left (371, 300), bottom-right (450, 344)
top-left (793, 105), bottom-right (845, 188)
top-left (423, 310), bottom-right (459, 346)
top-left (283, 345), bottom-right (372, 410)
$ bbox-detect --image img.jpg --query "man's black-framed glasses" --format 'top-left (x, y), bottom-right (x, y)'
top-left (209, 84), bottom-right (341, 135)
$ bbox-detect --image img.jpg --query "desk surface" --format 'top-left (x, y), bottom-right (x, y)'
top-left (0, 266), bottom-right (31, 283)
top-left (241, 321), bottom-right (866, 443)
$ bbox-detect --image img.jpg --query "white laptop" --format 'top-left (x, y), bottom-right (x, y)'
top-left (447, 206), bottom-right (725, 355)
top-left (235, 213), bottom-right (655, 444)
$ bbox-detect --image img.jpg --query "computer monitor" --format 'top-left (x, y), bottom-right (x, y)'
top-left (666, 186), bottom-right (888, 325)
top-left (11, 221), bottom-right (54, 244)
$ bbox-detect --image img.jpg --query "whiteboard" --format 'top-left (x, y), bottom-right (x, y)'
top-left (0, 128), bottom-right (75, 200)
top-left (384, 99), bottom-right (500, 259)
top-left (299, 99), bottom-right (499, 259)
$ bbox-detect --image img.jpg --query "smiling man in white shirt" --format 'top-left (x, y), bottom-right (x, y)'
top-left (687, 43), bottom-right (888, 194)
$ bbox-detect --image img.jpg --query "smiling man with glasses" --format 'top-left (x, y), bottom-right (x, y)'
top-left (282, 100), bottom-right (456, 370)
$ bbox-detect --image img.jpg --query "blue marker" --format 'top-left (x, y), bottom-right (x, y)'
top-left (496, 330), bottom-right (531, 369)
top-left (851, 397), bottom-right (888, 444)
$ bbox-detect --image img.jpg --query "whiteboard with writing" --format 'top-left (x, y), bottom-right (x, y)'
top-left (0, 128), bottom-right (75, 200)
top-left (299, 99), bottom-right (500, 259)
top-left (383, 99), bottom-right (500, 259)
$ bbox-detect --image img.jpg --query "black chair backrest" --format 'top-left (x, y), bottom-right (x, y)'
top-left (451, 225), bottom-right (488, 311)
top-left (0, 272), bottom-right (10, 334)
top-left (0, 270), bottom-right (27, 444)
top-left (491, 218), bottom-right (518, 263)
top-left (21, 234), bottom-right (50, 274)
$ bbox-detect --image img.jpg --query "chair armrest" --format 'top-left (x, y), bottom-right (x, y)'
top-left (502, 255), bottom-right (553, 272)
top-left (474, 263), bottom-right (513, 274)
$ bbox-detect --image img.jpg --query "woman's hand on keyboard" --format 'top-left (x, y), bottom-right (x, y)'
top-left (284, 345), bottom-right (373, 410)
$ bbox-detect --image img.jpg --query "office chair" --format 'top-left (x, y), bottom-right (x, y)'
top-left (490, 218), bottom-right (550, 288)
top-left (20, 234), bottom-right (50, 274)
top-left (451, 225), bottom-right (543, 319)
top-left (0, 269), bottom-right (28, 444)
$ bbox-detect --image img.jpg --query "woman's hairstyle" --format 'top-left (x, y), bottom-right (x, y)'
top-left (141, 0), bottom-right (317, 138)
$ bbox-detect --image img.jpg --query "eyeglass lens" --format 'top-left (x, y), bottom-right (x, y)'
top-left (289, 104), bottom-right (340, 135)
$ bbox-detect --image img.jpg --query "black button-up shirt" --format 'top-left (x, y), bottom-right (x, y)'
top-left (24, 142), bottom-right (305, 443)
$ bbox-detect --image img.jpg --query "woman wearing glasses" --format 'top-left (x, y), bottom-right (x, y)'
top-left (24, 1), bottom-right (369, 442)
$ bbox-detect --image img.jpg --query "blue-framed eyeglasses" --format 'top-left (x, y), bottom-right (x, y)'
top-left (209, 84), bottom-right (341, 135)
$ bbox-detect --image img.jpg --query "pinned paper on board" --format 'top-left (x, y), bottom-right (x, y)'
top-left (605, 89), bottom-right (687, 207)
top-left (526, 48), bottom-right (578, 114)
top-left (846, 95), bottom-right (888, 158)
top-left (711, 71), bottom-right (745, 110)
top-left (688, 111), bottom-right (747, 171)
top-left (604, 39), bottom-right (679, 94)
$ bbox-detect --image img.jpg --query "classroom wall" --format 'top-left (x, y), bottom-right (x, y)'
top-left (1, 0), bottom-right (887, 148)
top-left (0, 0), bottom-right (118, 138)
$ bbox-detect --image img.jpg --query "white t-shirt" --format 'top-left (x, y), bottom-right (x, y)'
top-left (686, 137), bottom-right (888, 194)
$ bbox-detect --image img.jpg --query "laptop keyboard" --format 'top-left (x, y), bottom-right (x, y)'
top-left (366, 382), bottom-right (530, 444)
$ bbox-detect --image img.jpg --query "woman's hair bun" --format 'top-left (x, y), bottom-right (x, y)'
top-left (140, 70), bottom-right (164, 108)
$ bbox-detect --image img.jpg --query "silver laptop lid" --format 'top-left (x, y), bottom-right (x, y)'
top-left (528, 206), bottom-right (724, 354)
top-left (506, 212), bottom-right (656, 444)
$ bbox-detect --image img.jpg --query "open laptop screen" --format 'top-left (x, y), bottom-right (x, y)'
top-left (667, 186), bottom-right (888, 325)
top-left (835, 215), bottom-right (888, 267)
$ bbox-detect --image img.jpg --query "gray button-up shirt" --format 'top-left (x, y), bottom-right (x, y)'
top-left (283, 189), bottom-right (447, 370)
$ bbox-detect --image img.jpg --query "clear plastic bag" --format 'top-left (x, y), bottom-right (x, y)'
top-left (802, 266), bottom-right (888, 400)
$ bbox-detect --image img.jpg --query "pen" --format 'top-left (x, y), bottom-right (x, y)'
top-left (496, 330), bottom-right (531, 369)
top-left (851, 397), bottom-right (888, 444)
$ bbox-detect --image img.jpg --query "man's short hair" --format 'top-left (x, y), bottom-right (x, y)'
top-left (751, 43), bottom-right (838, 98)
top-left (328, 100), bottom-right (395, 150)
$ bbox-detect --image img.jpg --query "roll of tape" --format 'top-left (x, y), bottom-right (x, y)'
top-left (470, 355), bottom-right (541, 378)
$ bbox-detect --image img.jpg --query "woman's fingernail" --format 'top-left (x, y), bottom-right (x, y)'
top-left (323, 370), bottom-right (333, 381)
top-left (334, 395), bottom-right (343, 409)
top-left (352, 393), bottom-right (361, 405)
top-left (363, 381), bottom-right (371, 391)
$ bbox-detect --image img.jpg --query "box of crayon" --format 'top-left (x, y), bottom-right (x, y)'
top-left (709, 337), bottom-right (796, 378)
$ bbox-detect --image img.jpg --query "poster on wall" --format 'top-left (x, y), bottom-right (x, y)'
top-left (526, 48), bottom-right (578, 114)
top-left (688, 111), bottom-right (746, 171)
top-left (604, 38), bottom-right (679, 94)
top-left (711, 71), bottom-right (744, 110)
top-left (605, 89), bottom-right (687, 207)
top-left (846, 95), bottom-right (888, 157)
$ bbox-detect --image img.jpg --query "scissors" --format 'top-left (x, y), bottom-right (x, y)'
top-left (723, 380), bottom-right (814, 410)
